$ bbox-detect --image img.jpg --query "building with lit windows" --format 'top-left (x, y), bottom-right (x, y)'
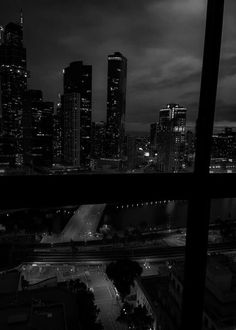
top-left (209, 128), bottom-right (236, 173)
top-left (62, 61), bottom-right (92, 168)
top-left (23, 90), bottom-right (53, 168)
top-left (106, 52), bottom-right (127, 159)
top-left (212, 128), bottom-right (236, 160)
top-left (91, 121), bottom-right (106, 160)
top-left (53, 100), bottom-right (63, 165)
top-left (156, 104), bottom-right (187, 172)
top-left (185, 129), bottom-right (195, 169)
top-left (62, 93), bottom-right (80, 167)
top-left (135, 255), bottom-right (236, 330)
top-left (0, 15), bottom-right (28, 166)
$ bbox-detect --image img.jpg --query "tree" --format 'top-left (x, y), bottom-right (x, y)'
top-left (131, 304), bottom-right (154, 329)
top-left (117, 303), bottom-right (154, 330)
top-left (67, 278), bottom-right (103, 330)
top-left (75, 287), bottom-right (103, 330)
top-left (106, 259), bottom-right (143, 301)
top-left (68, 278), bottom-right (86, 292)
top-left (21, 275), bottom-right (29, 290)
top-left (116, 301), bottom-right (133, 324)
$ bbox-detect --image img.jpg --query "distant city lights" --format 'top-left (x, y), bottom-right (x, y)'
top-left (115, 200), bottom-right (183, 209)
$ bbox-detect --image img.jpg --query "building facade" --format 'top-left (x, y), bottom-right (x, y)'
top-left (62, 61), bottom-right (92, 168)
top-left (91, 121), bottom-right (106, 160)
top-left (157, 104), bottom-right (187, 172)
top-left (23, 90), bottom-right (53, 168)
top-left (135, 256), bottom-right (236, 330)
top-left (106, 52), bottom-right (127, 159)
top-left (62, 93), bottom-right (80, 166)
top-left (0, 18), bottom-right (28, 166)
top-left (53, 100), bottom-right (63, 165)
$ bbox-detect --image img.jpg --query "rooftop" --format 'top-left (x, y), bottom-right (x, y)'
top-left (30, 304), bottom-right (66, 330)
top-left (0, 304), bottom-right (31, 330)
top-left (0, 303), bottom-right (66, 330)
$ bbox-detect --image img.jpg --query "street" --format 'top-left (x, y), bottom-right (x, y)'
top-left (21, 263), bottom-right (128, 329)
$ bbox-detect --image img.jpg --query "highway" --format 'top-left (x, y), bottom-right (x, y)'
top-left (18, 241), bottom-right (236, 264)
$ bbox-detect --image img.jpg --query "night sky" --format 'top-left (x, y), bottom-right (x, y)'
top-left (1, 0), bottom-right (236, 132)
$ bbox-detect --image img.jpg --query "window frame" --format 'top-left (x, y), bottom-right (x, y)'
top-left (0, 1), bottom-right (226, 329)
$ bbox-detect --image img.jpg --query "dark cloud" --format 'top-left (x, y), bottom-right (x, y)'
top-left (1, 0), bottom-right (236, 131)
top-left (215, 101), bottom-right (236, 122)
top-left (219, 55), bottom-right (236, 78)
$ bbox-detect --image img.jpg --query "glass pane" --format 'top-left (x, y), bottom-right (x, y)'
top-left (0, 199), bottom-right (187, 329)
top-left (204, 198), bottom-right (236, 330)
top-left (211, 0), bottom-right (236, 173)
top-left (0, 1), bottom-right (205, 175)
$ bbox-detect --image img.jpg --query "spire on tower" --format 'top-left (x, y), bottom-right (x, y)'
top-left (20, 8), bottom-right (24, 27)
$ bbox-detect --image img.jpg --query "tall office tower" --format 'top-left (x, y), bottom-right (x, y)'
top-left (62, 61), bottom-right (92, 168)
top-left (157, 104), bottom-right (187, 172)
top-left (91, 121), bottom-right (106, 159)
top-left (0, 16), bottom-right (28, 166)
top-left (23, 90), bottom-right (53, 168)
top-left (53, 100), bottom-right (63, 164)
top-left (212, 127), bottom-right (236, 159)
top-left (185, 130), bottom-right (195, 169)
top-left (62, 93), bottom-right (80, 166)
top-left (106, 52), bottom-right (127, 159)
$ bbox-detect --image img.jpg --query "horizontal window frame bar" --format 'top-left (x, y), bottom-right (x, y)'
top-left (0, 172), bottom-right (235, 209)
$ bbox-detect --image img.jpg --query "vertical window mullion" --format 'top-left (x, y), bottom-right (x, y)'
top-left (181, 1), bottom-right (225, 329)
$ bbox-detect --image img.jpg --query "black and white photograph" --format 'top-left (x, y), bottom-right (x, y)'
top-left (0, 1), bottom-right (235, 329)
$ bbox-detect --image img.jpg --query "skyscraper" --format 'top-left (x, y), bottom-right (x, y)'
top-left (62, 61), bottom-right (92, 168)
top-left (0, 16), bottom-right (28, 166)
top-left (62, 93), bottom-right (80, 166)
top-left (106, 52), bottom-right (127, 159)
top-left (157, 104), bottom-right (187, 172)
top-left (91, 121), bottom-right (106, 159)
top-left (23, 90), bottom-right (53, 168)
top-left (212, 127), bottom-right (236, 159)
top-left (53, 99), bottom-right (63, 165)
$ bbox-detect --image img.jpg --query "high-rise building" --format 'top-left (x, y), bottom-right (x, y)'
top-left (0, 16), bottom-right (28, 166)
top-left (23, 90), bottom-right (53, 168)
top-left (212, 127), bottom-right (236, 159)
top-left (53, 99), bottom-right (63, 165)
top-left (185, 130), bottom-right (195, 170)
top-left (62, 61), bottom-right (92, 168)
top-left (157, 104), bottom-right (187, 172)
top-left (62, 93), bottom-right (80, 166)
top-left (91, 121), bottom-right (106, 159)
top-left (106, 52), bottom-right (127, 159)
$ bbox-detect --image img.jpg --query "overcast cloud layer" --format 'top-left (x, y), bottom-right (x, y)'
top-left (1, 0), bottom-right (236, 132)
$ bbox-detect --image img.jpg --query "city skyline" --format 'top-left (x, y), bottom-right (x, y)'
top-left (1, 0), bottom-right (236, 133)
top-left (0, 2), bottom-right (235, 330)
